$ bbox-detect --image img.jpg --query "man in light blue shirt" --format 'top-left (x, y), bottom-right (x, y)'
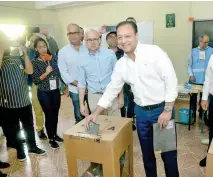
top-left (58, 23), bottom-right (88, 123)
top-left (187, 34), bottom-right (213, 119)
top-left (78, 29), bottom-right (124, 176)
top-left (78, 29), bottom-right (124, 117)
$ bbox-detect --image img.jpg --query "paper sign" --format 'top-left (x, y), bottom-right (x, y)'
top-left (166, 121), bottom-right (174, 129)
top-left (199, 51), bottom-right (205, 60)
top-left (49, 79), bottom-right (56, 90)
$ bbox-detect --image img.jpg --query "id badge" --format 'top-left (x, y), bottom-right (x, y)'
top-left (199, 51), bottom-right (205, 60)
top-left (49, 77), bottom-right (57, 90)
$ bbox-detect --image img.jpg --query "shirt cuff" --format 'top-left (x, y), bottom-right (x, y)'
top-left (78, 83), bottom-right (86, 89)
top-left (188, 71), bottom-right (193, 77)
top-left (202, 92), bottom-right (209, 100)
top-left (97, 97), bottom-right (111, 109)
top-left (165, 93), bottom-right (178, 102)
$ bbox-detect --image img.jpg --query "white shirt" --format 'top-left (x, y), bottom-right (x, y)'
top-left (98, 43), bottom-right (178, 108)
top-left (202, 55), bottom-right (213, 100)
top-left (58, 43), bottom-right (87, 93)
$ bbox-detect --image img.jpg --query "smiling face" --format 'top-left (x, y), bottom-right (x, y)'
top-left (117, 24), bottom-right (138, 54)
top-left (67, 24), bottom-right (81, 45)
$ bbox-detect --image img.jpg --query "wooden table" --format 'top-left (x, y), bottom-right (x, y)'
top-left (177, 84), bottom-right (204, 131)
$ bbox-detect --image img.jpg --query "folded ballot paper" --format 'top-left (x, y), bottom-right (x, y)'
top-left (153, 120), bottom-right (177, 153)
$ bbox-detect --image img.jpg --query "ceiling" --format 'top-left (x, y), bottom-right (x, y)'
top-left (35, 1), bottom-right (100, 10)
top-left (0, 1), bottom-right (101, 10)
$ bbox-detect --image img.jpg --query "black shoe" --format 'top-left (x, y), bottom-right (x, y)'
top-left (54, 135), bottom-right (64, 143)
top-left (132, 123), bottom-right (136, 131)
top-left (49, 140), bottom-right (59, 149)
top-left (38, 130), bottom-right (47, 140)
top-left (199, 157), bottom-right (206, 167)
top-left (0, 171), bottom-right (7, 177)
top-left (0, 161), bottom-right (10, 169)
top-left (17, 149), bottom-right (26, 162)
top-left (28, 147), bottom-right (46, 156)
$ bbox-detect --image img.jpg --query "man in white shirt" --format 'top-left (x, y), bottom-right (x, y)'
top-left (199, 55), bottom-right (213, 167)
top-left (85, 21), bottom-right (179, 177)
top-left (58, 23), bottom-right (88, 124)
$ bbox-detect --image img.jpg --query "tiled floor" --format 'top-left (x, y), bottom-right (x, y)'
top-left (0, 96), bottom-right (209, 177)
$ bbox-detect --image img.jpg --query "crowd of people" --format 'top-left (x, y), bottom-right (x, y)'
top-left (0, 16), bottom-right (212, 177)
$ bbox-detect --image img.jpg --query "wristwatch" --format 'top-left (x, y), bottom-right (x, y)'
top-left (164, 106), bottom-right (173, 112)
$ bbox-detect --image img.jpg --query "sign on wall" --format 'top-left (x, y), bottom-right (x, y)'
top-left (166, 13), bottom-right (175, 28)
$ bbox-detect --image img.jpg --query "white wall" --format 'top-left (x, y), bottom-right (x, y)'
top-left (2, 1), bottom-right (213, 84)
top-left (55, 1), bottom-right (192, 83)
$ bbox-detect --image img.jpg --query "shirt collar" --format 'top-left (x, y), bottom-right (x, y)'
top-left (88, 48), bottom-right (100, 56)
top-left (70, 42), bottom-right (84, 50)
top-left (198, 46), bottom-right (209, 50)
top-left (108, 47), bottom-right (123, 53)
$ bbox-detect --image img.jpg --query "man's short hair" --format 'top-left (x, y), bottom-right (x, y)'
top-left (106, 31), bottom-right (117, 40)
top-left (126, 17), bottom-right (136, 23)
top-left (116, 21), bottom-right (138, 34)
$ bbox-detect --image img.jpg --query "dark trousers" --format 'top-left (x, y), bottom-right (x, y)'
top-left (0, 105), bottom-right (36, 151)
top-left (127, 91), bottom-right (135, 118)
top-left (120, 91), bottom-right (135, 118)
top-left (69, 92), bottom-right (91, 124)
top-left (207, 94), bottom-right (213, 151)
top-left (189, 82), bottom-right (207, 119)
top-left (135, 104), bottom-right (179, 177)
top-left (37, 89), bottom-right (61, 139)
top-left (84, 94), bottom-right (91, 115)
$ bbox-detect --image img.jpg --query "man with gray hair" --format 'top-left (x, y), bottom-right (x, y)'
top-left (78, 29), bottom-right (124, 117)
top-left (187, 34), bottom-right (213, 123)
top-left (78, 29), bottom-right (125, 176)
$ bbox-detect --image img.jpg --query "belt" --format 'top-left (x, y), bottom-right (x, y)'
top-left (94, 92), bottom-right (103, 95)
top-left (141, 102), bottom-right (165, 110)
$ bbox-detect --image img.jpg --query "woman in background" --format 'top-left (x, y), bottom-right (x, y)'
top-left (32, 37), bottom-right (63, 149)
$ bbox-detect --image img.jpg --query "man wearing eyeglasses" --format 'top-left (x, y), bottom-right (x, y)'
top-left (187, 34), bottom-right (213, 124)
top-left (78, 29), bottom-right (123, 117)
top-left (78, 29), bottom-right (124, 176)
top-left (58, 23), bottom-right (89, 124)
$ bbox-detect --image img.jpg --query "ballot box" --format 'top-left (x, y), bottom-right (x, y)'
top-left (64, 115), bottom-right (133, 177)
top-left (206, 139), bottom-right (213, 177)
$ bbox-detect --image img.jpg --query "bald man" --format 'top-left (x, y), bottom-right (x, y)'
top-left (77, 29), bottom-right (125, 175)
top-left (58, 23), bottom-right (90, 124)
top-left (187, 34), bottom-right (213, 119)
top-left (78, 29), bottom-right (124, 117)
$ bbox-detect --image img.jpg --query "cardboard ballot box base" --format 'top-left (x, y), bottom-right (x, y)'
top-left (64, 116), bottom-right (133, 177)
top-left (206, 139), bottom-right (213, 177)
